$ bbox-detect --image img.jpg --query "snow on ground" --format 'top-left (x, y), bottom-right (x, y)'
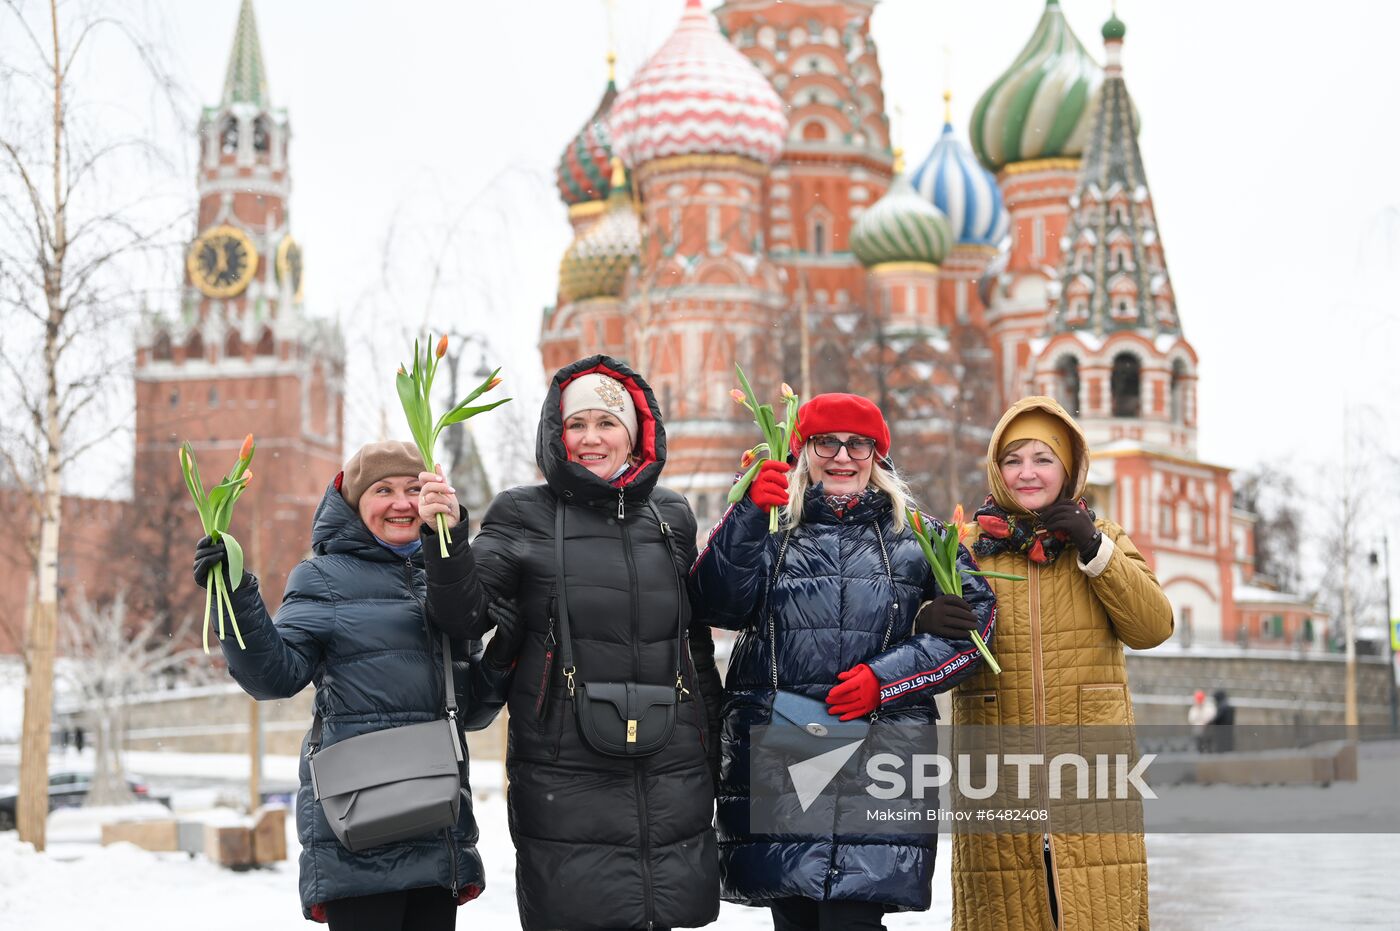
top-left (1, 746), bottom-right (1398, 928)
top-left (0, 660), bottom-right (23, 742)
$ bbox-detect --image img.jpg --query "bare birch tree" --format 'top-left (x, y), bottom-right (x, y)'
top-left (0, 0), bottom-right (185, 849)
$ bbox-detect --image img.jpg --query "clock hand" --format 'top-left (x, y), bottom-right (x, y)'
top-left (214, 243), bottom-right (229, 276)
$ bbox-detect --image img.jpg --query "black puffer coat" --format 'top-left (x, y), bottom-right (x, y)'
top-left (224, 482), bottom-right (486, 921)
top-left (689, 491), bottom-right (997, 911)
top-left (427, 355), bottom-right (722, 931)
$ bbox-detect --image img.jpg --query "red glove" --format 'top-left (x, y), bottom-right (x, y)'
top-left (825, 664), bottom-right (880, 722)
top-left (748, 459), bottom-right (791, 509)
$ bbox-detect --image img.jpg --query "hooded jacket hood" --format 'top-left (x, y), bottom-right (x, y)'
top-left (537, 355), bottom-right (667, 510)
top-left (309, 479), bottom-right (416, 563)
top-left (986, 396), bottom-right (1090, 515)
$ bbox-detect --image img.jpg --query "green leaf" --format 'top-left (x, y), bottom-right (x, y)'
top-left (728, 458), bottom-right (765, 503)
top-left (734, 364), bottom-right (759, 407)
top-left (396, 371), bottom-right (428, 446)
top-left (965, 570), bottom-right (1028, 581)
top-left (456, 367), bottom-right (502, 408)
top-left (436, 397), bottom-right (512, 430)
top-left (223, 533), bottom-right (244, 592)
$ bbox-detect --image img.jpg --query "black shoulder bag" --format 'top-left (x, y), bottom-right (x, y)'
top-left (555, 501), bottom-right (687, 758)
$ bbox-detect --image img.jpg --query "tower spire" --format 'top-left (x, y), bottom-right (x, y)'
top-left (222, 0), bottom-right (270, 107)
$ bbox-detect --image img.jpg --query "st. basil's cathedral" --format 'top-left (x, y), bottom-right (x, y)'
top-left (540, 0), bottom-right (1322, 648)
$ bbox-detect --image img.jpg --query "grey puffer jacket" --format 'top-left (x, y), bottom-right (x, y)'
top-left (224, 483), bottom-right (485, 921)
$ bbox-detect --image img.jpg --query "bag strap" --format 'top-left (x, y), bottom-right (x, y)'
top-left (309, 630), bottom-right (456, 754)
top-left (555, 500), bottom-right (687, 699)
top-left (765, 518), bottom-right (897, 691)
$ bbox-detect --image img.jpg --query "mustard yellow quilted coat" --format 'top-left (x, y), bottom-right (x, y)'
top-left (951, 397), bottom-right (1173, 931)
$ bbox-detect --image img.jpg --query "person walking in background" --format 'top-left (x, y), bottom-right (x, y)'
top-left (928, 396), bottom-right (1173, 931)
top-left (191, 440), bottom-right (490, 929)
top-left (1188, 688), bottom-right (1219, 752)
top-left (690, 392), bottom-right (997, 931)
top-left (418, 355), bottom-right (723, 931)
top-left (1209, 688), bottom-right (1235, 752)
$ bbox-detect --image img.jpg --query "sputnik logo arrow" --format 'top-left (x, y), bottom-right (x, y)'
top-left (789, 738), bottom-right (865, 812)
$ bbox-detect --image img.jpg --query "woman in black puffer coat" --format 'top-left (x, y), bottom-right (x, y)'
top-left (193, 441), bottom-right (496, 928)
top-left (689, 393), bottom-right (997, 931)
top-left (421, 355), bottom-right (723, 931)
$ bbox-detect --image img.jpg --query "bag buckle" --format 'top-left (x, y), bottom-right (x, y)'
top-left (627, 719), bottom-right (638, 743)
top-left (675, 673), bottom-right (689, 696)
top-left (564, 665), bottom-right (577, 697)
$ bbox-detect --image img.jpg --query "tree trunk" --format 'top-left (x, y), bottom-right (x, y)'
top-left (17, 0), bottom-right (66, 851)
top-left (86, 707), bottom-right (133, 807)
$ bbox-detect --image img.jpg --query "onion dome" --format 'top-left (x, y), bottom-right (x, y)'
top-left (608, 0), bottom-right (787, 168)
top-left (851, 151), bottom-right (954, 268)
top-left (911, 92), bottom-right (1010, 247)
top-left (556, 54), bottom-right (619, 208)
top-left (1103, 12), bottom-right (1126, 41)
top-left (969, 0), bottom-right (1104, 173)
top-left (558, 159), bottom-right (641, 302)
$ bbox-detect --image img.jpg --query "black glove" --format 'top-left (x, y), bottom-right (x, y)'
top-left (915, 595), bottom-right (979, 640)
top-left (192, 534), bottom-right (229, 589)
top-left (481, 597), bottom-right (523, 669)
top-left (1038, 501), bottom-right (1101, 558)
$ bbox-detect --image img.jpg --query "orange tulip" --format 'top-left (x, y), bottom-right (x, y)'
top-left (780, 383), bottom-right (795, 399)
top-left (741, 449), bottom-right (756, 468)
top-left (730, 389), bottom-right (747, 405)
top-left (951, 504), bottom-right (968, 543)
top-left (238, 433), bottom-right (254, 462)
top-left (911, 509), bottom-right (925, 535)
top-left (435, 334), bottom-right (449, 358)
top-left (487, 376), bottom-right (503, 391)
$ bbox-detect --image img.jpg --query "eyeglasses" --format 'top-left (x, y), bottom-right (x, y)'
top-left (809, 435), bottom-right (877, 460)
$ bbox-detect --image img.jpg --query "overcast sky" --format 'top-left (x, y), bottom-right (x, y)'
top-left (8, 1), bottom-right (1399, 551)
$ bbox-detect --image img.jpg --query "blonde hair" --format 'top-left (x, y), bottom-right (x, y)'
top-left (785, 446), bottom-right (913, 532)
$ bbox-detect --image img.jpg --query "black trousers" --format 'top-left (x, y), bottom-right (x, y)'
top-left (770, 897), bottom-right (886, 931)
top-left (323, 886), bottom-right (457, 931)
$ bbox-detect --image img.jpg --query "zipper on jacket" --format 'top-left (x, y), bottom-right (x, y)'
top-left (634, 762), bottom-right (655, 929)
top-left (443, 827), bottom-right (459, 898)
top-left (620, 514), bottom-right (642, 681)
top-left (618, 485), bottom-right (626, 520)
top-left (1027, 561), bottom-right (1063, 925)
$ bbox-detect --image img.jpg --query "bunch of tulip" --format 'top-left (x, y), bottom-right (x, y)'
top-left (397, 334), bottom-right (510, 556)
top-left (905, 504), bottom-right (1023, 676)
top-left (179, 434), bottom-right (255, 654)
top-left (726, 365), bottom-right (799, 533)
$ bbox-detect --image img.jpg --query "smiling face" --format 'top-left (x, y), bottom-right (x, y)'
top-left (357, 475), bottom-right (423, 544)
top-left (805, 432), bottom-right (876, 496)
top-left (998, 439), bottom-right (1067, 512)
top-left (563, 408), bottom-right (633, 480)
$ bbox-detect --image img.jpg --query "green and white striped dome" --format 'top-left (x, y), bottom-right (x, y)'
top-left (970, 0), bottom-right (1104, 173)
top-left (851, 168), bottom-right (953, 268)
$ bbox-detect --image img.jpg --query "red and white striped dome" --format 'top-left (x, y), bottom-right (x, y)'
top-left (608, 0), bottom-right (787, 168)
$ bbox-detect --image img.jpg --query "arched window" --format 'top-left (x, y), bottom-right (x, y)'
top-left (225, 330), bottom-right (244, 360)
top-left (185, 331), bottom-right (205, 361)
top-left (255, 327), bottom-right (276, 356)
top-left (220, 117), bottom-right (238, 154)
top-left (1111, 352), bottom-right (1141, 418)
top-left (1170, 358), bottom-right (1187, 424)
top-left (153, 331), bottom-right (172, 361)
top-left (812, 220), bottom-right (827, 255)
top-left (253, 116), bottom-right (270, 153)
top-left (1056, 356), bottom-right (1081, 416)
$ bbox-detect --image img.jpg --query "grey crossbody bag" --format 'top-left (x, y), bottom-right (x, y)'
top-left (308, 630), bottom-right (465, 853)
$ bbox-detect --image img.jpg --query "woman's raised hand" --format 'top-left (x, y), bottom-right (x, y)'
top-left (417, 465), bottom-right (461, 531)
top-left (748, 459), bottom-right (791, 509)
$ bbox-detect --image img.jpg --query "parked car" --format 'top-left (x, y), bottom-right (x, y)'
top-left (0, 771), bottom-right (166, 830)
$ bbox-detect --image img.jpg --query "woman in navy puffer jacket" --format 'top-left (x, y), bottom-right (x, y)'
top-left (690, 393), bottom-right (997, 931)
top-left (193, 441), bottom-right (495, 929)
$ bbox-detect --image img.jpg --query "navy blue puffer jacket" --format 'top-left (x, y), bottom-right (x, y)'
top-left (689, 490), bottom-right (996, 911)
top-left (224, 483), bottom-right (485, 921)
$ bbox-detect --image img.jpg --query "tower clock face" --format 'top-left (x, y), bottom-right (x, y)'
top-left (275, 235), bottom-right (304, 300)
top-left (187, 225), bottom-right (258, 298)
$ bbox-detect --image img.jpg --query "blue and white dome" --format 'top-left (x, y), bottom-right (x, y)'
top-left (910, 106), bottom-right (1010, 248)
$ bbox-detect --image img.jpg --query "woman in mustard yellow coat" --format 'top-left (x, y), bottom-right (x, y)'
top-left (917, 396), bottom-right (1173, 930)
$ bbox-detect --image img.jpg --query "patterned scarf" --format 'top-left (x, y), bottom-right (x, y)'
top-left (823, 489), bottom-right (873, 520)
top-left (971, 494), bottom-right (1096, 565)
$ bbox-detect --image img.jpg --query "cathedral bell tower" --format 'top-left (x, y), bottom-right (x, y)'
top-left (133, 0), bottom-right (343, 610)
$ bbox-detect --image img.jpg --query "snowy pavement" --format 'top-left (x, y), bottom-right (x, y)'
top-left (0, 745), bottom-right (1397, 928)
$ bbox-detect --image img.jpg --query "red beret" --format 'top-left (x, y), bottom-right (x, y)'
top-left (791, 393), bottom-right (891, 458)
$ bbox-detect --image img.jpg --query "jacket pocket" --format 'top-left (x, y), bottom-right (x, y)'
top-left (1077, 683), bottom-right (1129, 726)
top-left (953, 690), bottom-right (1000, 727)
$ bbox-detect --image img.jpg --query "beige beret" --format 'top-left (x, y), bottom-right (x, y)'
top-left (340, 440), bottom-right (425, 509)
